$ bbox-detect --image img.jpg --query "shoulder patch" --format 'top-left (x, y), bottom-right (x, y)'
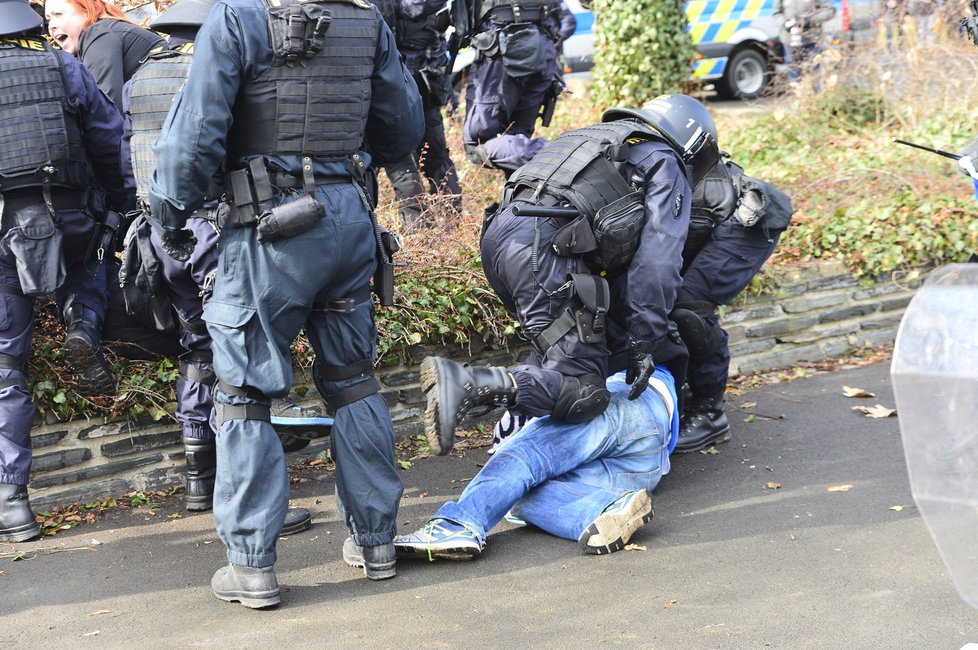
top-left (673, 191), bottom-right (683, 217)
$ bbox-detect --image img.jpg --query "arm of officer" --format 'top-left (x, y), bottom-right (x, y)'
top-left (60, 50), bottom-right (128, 211)
top-left (150, 0), bottom-right (260, 227)
top-left (363, 13), bottom-right (425, 166)
top-left (624, 149), bottom-right (692, 372)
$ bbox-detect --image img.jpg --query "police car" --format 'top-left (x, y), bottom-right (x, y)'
top-left (452, 0), bottom-right (784, 100)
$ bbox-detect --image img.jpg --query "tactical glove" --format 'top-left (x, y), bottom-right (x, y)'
top-left (958, 138), bottom-right (978, 180)
top-left (626, 340), bottom-right (655, 401)
top-left (160, 227), bottom-right (197, 262)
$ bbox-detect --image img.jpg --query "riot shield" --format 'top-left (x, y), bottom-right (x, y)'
top-left (891, 263), bottom-right (978, 609)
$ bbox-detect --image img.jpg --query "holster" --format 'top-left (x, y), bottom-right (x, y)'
top-left (3, 202), bottom-right (65, 296)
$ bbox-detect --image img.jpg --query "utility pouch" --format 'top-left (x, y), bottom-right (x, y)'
top-left (568, 273), bottom-right (609, 344)
top-left (498, 23), bottom-right (547, 77)
top-left (373, 227), bottom-right (400, 307)
top-left (470, 29), bottom-right (499, 57)
top-left (585, 190), bottom-right (645, 273)
top-left (551, 215), bottom-right (598, 258)
top-left (256, 195), bottom-right (325, 243)
top-left (420, 58), bottom-right (452, 106)
top-left (5, 204), bottom-right (65, 296)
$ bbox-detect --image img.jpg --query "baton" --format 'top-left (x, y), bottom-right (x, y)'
top-left (511, 204), bottom-right (580, 218)
top-left (892, 138), bottom-right (962, 160)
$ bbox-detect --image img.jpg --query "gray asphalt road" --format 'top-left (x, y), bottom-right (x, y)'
top-left (2, 360), bottom-right (975, 649)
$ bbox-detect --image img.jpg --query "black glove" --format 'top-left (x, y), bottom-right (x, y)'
top-left (160, 227), bottom-right (197, 262)
top-left (625, 340), bottom-right (655, 400)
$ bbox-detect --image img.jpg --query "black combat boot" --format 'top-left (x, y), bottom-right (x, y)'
top-left (183, 436), bottom-right (216, 511)
top-left (674, 393), bottom-right (731, 453)
top-left (361, 542), bottom-right (396, 581)
top-left (0, 483), bottom-right (40, 543)
top-left (62, 304), bottom-right (115, 396)
top-left (420, 357), bottom-right (516, 456)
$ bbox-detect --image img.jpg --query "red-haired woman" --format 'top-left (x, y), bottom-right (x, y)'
top-left (45, 0), bottom-right (164, 109)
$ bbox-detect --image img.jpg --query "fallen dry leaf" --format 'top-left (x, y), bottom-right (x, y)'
top-left (624, 543), bottom-right (647, 552)
top-left (766, 482), bottom-right (781, 490)
top-left (663, 599), bottom-right (678, 608)
top-left (842, 385), bottom-right (876, 398)
top-left (851, 404), bottom-right (897, 418)
top-left (740, 401), bottom-right (757, 409)
top-left (88, 610), bottom-right (112, 617)
top-left (827, 484), bottom-right (854, 492)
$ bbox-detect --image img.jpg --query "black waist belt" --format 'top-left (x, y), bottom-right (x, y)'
top-left (270, 172), bottom-right (350, 189)
top-left (1, 187), bottom-right (84, 219)
top-left (0, 353), bottom-right (26, 391)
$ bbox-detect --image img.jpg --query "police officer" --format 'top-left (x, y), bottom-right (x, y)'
top-left (421, 94), bottom-right (719, 456)
top-left (462, 0), bottom-right (565, 176)
top-left (0, 0), bottom-right (127, 542)
top-left (118, 0), bottom-right (312, 538)
top-left (672, 158), bottom-right (792, 452)
top-left (150, 0), bottom-right (424, 608)
top-left (372, 0), bottom-right (462, 228)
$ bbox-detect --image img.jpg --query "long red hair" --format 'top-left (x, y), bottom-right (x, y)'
top-left (66, 0), bottom-right (140, 28)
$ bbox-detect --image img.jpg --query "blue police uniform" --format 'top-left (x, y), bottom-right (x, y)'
top-left (480, 137), bottom-right (691, 419)
top-left (149, 0), bottom-right (423, 584)
top-left (677, 217), bottom-right (781, 400)
top-left (1, 31), bottom-right (126, 540)
top-left (462, 0), bottom-right (563, 174)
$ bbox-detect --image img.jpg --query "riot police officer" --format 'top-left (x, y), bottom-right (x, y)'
top-left (372, 0), bottom-right (462, 228)
top-left (421, 94), bottom-right (719, 456)
top-left (672, 158), bottom-right (792, 452)
top-left (150, 0), bottom-right (424, 608)
top-left (0, 0), bottom-right (127, 542)
top-left (462, 0), bottom-right (565, 176)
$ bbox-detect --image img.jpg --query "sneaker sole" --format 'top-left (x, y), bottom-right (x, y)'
top-left (393, 542), bottom-right (482, 562)
top-left (63, 337), bottom-right (115, 396)
top-left (420, 357), bottom-right (453, 456)
top-left (578, 491), bottom-right (654, 555)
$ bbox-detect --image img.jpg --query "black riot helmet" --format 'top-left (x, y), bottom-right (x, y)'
top-left (0, 0), bottom-right (44, 36)
top-left (601, 94), bottom-right (720, 187)
top-left (151, 0), bottom-right (218, 32)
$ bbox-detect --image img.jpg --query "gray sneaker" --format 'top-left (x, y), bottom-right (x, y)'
top-left (211, 564), bottom-right (280, 609)
top-left (393, 518), bottom-right (484, 561)
top-left (577, 490), bottom-right (653, 555)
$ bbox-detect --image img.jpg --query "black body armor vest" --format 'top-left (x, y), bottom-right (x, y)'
top-left (0, 36), bottom-right (91, 192)
top-left (128, 44), bottom-right (193, 202)
top-left (227, 0), bottom-right (380, 165)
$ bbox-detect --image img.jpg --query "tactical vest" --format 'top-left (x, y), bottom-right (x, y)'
top-left (128, 44), bottom-right (193, 202)
top-left (501, 120), bottom-right (672, 273)
top-left (480, 0), bottom-right (553, 24)
top-left (227, 0), bottom-right (380, 165)
top-left (0, 36), bottom-right (90, 192)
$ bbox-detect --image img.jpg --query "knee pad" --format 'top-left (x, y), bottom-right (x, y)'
top-left (672, 303), bottom-right (723, 363)
top-left (214, 381), bottom-right (271, 428)
top-left (552, 375), bottom-right (611, 424)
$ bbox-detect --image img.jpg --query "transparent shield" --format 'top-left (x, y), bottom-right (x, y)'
top-left (891, 264), bottom-right (978, 609)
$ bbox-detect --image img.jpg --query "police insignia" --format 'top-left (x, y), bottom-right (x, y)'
top-left (673, 192), bottom-right (683, 217)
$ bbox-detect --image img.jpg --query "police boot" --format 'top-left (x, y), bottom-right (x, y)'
top-left (420, 356), bottom-right (516, 456)
top-left (0, 483), bottom-right (40, 543)
top-left (183, 436), bottom-right (216, 511)
top-left (63, 304), bottom-right (115, 396)
top-left (281, 507), bottom-right (312, 536)
top-left (362, 542), bottom-right (396, 581)
top-left (675, 393), bottom-right (731, 454)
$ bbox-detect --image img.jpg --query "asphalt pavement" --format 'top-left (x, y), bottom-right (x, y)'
top-left (2, 360), bottom-right (976, 649)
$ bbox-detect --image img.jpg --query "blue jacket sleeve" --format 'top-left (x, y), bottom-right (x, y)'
top-left (150, 0), bottom-right (263, 223)
top-left (559, 2), bottom-right (577, 42)
top-left (61, 52), bottom-right (128, 212)
top-left (623, 144), bottom-right (692, 352)
top-left (363, 17), bottom-right (425, 166)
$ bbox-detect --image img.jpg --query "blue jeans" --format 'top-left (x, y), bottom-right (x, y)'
top-left (435, 368), bottom-right (679, 543)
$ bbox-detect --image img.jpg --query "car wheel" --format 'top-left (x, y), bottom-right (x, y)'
top-left (717, 48), bottom-right (769, 100)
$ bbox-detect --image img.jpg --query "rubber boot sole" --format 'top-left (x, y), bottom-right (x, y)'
top-left (212, 588), bottom-right (281, 610)
top-left (420, 357), bottom-right (453, 456)
top-left (0, 520), bottom-right (40, 543)
top-left (578, 491), bottom-right (654, 555)
top-left (673, 423), bottom-right (732, 454)
top-left (63, 336), bottom-right (115, 397)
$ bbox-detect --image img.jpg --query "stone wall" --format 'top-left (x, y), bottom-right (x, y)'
top-left (24, 261), bottom-right (924, 510)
